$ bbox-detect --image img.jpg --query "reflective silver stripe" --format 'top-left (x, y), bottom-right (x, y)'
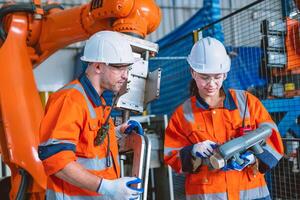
top-left (183, 99), bottom-right (194, 122)
top-left (164, 147), bottom-right (182, 156)
top-left (77, 155), bottom-right (113, 171)
top-left (46, 189), bottom-right (106, 200)
top-left (39, 139), bottom-right (75, 146)
top-left (186, 192), bottom-right (227, 200)
top-left (240, 185), bottom-right (270, 200)
top-left (235, 90), bottom-right (250, 119)
top-left (263, 144), bottom-right (282, 161)
top-left (259, 122), bottom-right (279, 132)
top-left (61, 84), bottom-right (96, 119)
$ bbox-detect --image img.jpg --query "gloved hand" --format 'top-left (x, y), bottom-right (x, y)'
top-left (124, 120), bottom-right (144, 135)
top-left (222, 151), bottom-right (255, 171)
top-left (98, 177), bottom-right (144, 200)
top-left (191, 140), bottom-right (217, 158)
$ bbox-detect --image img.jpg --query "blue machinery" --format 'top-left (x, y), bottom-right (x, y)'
top-left (262, 97), bottom-right (300, 137)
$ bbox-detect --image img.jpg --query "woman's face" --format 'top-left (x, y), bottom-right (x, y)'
top-left (191, 71), bottom-right (226, 98)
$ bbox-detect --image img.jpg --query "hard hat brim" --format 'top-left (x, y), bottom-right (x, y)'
top-left (187, 55), bottom-right (231, 74)
top-left (80, 56), bottom-right (140, 66)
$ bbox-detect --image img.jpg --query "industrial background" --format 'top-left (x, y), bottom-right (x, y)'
top-left (0, 0), bottom-right (299, 200)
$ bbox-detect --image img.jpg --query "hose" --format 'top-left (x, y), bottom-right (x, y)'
top-left (15, 168), bottom-right (29, 200)
top-left (0, 3), bottom-right (36, 41)
top-left (43, 4), bottom-right (64, 13)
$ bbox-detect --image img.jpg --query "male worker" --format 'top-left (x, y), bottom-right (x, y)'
top-left (38, 31), bottom-right (144, 200)
top-left (164, 37), bottom-right (284, 200)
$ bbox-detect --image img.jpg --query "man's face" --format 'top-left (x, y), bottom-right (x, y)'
top-left (100, 64), bottom-right (129, 93)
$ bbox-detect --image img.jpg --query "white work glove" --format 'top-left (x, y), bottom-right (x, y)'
top-left (191, 140), bottom-right (217, 158)
top-left (98, 177), bottom-right (143, 200)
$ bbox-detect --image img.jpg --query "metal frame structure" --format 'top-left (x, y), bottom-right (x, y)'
top-left (119, 134), bottom-right (152, 200)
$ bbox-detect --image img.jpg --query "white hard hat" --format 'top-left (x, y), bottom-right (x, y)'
top-left (81, 31), bottom-right (135, 65)
top-left (187, 37), bottom-right (231, 74)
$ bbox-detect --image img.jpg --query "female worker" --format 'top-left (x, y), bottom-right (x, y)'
top-left (164, 37), bottom-right (284, 200)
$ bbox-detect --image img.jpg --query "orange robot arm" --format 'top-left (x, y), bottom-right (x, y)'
top-left (0, 0), bottom-right (161, 199)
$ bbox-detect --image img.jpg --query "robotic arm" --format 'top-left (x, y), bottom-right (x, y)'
top-left (1, 0), bottom-right (161, 65)
top-left (0, 0), bottom-right (161, 199)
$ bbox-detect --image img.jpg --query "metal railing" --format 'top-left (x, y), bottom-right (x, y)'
top-left (268, 138), bottom-right (300, 200)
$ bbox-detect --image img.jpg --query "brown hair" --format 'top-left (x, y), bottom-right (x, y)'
top-left (190, 79), bottom-right (198, 96)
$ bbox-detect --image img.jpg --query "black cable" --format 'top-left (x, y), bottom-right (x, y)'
top-left (1, 161), bottom-right (6, 177)
top-left (106, 129), bottom-right (111, 167)
top-left (104, 93), bottom-right (119, 167)
top-left (242, 94), bottom-right (249, 128)
top-left (43, 4), bottom-right (64, 13)
top-left (15, 168), bottom-right (29, 200)
top-left (94, 92), bottom-right (120, 167)
top-left (0, 3), bottom-right (36, 41)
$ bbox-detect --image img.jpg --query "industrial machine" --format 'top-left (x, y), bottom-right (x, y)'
top-left (0, 0), bottom-right (161, 199)
top-left (121, 115), bottom-right (175, 200)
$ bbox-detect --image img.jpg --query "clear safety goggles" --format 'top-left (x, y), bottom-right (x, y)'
top-left (195, 73), bottom-right (225, 84)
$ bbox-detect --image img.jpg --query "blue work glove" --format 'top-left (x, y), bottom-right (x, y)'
top-left (191, 140), bottom-right (217, 158)
top-left (98, 177), bottom-right (144, 200)
top-left (222, 152), bottom-right (255, 171)
top-left (124, 120), bottom-right (144, 135)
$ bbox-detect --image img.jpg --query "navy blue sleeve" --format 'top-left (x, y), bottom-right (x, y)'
top-left (256, 149), bottom-right (279, 173)
top-left (180, 145), bottom-right (197, 173)
top-left (38, 143), bottom-right (76, 161)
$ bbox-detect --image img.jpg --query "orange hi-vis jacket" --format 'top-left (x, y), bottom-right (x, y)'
top-left (164, 88), bottom-right (283, 200)
top-left (38, 75), bottom-right (120, 199)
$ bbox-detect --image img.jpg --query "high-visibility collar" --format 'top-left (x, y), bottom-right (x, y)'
top-left (79, 74), bottom-right (103, 107)
top-left (195, 87), bottom-right (237, 110)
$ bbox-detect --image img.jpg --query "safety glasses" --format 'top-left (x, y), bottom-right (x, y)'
top-left (106, 64), bottom-right (130, 74)
top-left (194, 73), bottom-right (225, 84)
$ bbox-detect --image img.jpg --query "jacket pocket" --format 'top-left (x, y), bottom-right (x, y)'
top-left (77, 119), bottom-right (100, 157)
top-left (245, 163), bottom-right (259, 181)
top-left (187, 166), bottom-right (212, 185)
top-left (88, 119), bottom-right (99, 131)
top-left (88, 119), bottom-right (101, 141)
